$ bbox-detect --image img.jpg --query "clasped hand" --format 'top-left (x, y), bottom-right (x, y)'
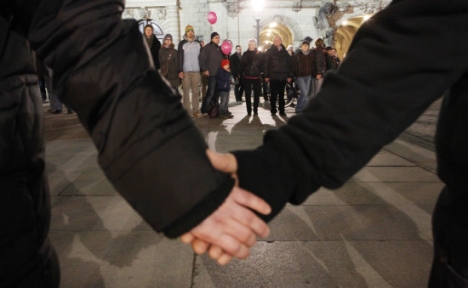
top-left (180, 150), bottom-right (271, 265)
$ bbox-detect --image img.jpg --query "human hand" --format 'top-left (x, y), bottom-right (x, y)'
top-left (265, 78), bottom-right (270, 83)
top-left (316, 75), bottom-right (322, 80)
top-left (178, 72), bottom-right (184, 79)
top-left (204, 70), bottom-right (210, 76)
top-left (181, 150), bottom-right (270, 265)
top-left (287, 78), bottom-right (292, 83)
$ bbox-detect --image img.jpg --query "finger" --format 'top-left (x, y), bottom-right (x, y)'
top-left (208, 245), bottom-right (224, 260)
top-left (231, 187), bottom-right (272, 216)
top-left (233, 243), bottom-right (250, 259)
top-left (192, 239), bottom-right (210, 255)
top-left (217, 254), bottom-right (233, 266)
top-left (180, 233), bottom-right (195, 244)
top-left (206, 150), bottom-right (238, 173)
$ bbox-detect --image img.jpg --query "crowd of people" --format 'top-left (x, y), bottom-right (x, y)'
top-left (146, 24), bottom-right (342, 118)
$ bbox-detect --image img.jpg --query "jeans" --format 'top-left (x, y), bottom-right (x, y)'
top-left (269, 79), bottom-right (287, 114)
top-left (201, 75), bottom-right (218, 113)
top-left (244, 78), bottom-right (261, 114)
top-left (295, 75), bottom-right (312, 112)
top-left (311, 77), bottom-right (323, 99)
top-left (219, 91), bottom-right (229, 114)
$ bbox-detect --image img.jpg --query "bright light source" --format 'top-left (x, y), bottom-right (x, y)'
top-left (269, 22), bottom-right (277, 28)
top-left (363, 15), bottom-right (371, 21)
top-left (252, 0), bottom-right (265, 12)
top-left (342, 20), bottom-right (348, 26)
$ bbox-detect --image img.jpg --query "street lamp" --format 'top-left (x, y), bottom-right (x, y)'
top-left (252, 0), bottom-right (264, 44)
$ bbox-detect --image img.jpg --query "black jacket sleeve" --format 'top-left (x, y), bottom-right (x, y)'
top-left (232, 0), bottom-right (468, 221)
top-left (13, 0), bottom-right (234, 238)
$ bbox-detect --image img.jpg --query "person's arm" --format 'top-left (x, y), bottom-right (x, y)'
top-left (231, 0), bottom-right (468, 220)
top-left (17, 0), bottom-right (256, 239)
top-left (198, 44), bottom-right (208, 73)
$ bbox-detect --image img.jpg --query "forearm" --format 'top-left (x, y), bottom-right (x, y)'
top-left (25, 0), bottom-right (235, 236)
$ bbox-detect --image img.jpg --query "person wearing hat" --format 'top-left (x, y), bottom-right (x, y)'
top-left (143, 24), bottom-right (161, 69)
top-left (159, 34), bottom-right (179, 91)
top-left (199, 32), bottom-right (225, 115)
top-left (177, 25), bottom-right (203, 117)
top-left (216, 59), bottom-right (234, 118)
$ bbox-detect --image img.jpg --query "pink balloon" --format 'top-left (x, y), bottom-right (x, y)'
top-left (221, 40), bottom-right (232, 55)
top-left (207, 12), bottom-right (217, 25)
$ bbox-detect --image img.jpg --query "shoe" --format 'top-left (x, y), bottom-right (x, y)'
top-left (247, 112), bottom-right (251, 116)
top-left (271, 112), bottom-right (276, 116)
top-left (254, 112), bottom-right (258, 115)
top-left (285, 100), bottom-right (293, 107)
top-left (67, 109), bottom-right (74, 114)
top-left (227, 114), bottom-right (234, 118)
top-left (279, 112), bottom-right (286, 116)
top-left (201, 113), bottom-right (209, 118)
top-left (193, 111), bottom-right (201, 118)
top-left (52, 110), bottom-right (62, 114)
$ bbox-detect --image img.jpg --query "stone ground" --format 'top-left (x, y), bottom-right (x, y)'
top-left (43, 93), bottom-right (443, 287)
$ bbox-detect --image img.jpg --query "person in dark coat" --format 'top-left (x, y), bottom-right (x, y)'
top-left (159, 34), bottom-right (179, 91)
top-left (240, 39), bottom-right (264, 116)
top-left (264, 36), bottom-right (293, 116)
top-left (311, 38), bottom-right (326, 99)
top-left (143, 24), bottom-right (161, 69)
top-left (0, 1), bottom-right (271, 286)
top-left (230, 45), bottom-right (244, 102)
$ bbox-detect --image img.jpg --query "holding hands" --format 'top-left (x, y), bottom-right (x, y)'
top-left (180, 150), bottom-right (270, 265)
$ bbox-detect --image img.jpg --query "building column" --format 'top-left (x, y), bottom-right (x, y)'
top-left (166, 5), bottom-right (180, 44)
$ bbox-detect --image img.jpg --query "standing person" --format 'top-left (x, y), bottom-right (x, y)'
top-left (311, 38), bottom-right (326, 99)
top-left (143, 24), bottom-right (161, 69)
top-left (230, 45), bottom-right (244, 102)
top-left (217, 59), bottom-right (234, 119)
top-left (199, 32), bottom-right (224, 115)
top-left (292, 40), bottom-right (314, 113)
top-left (264, 36), bottom-right (293, 117)
top-left (200, 41), bottom-right (208, 101)
top-left (159, 34), bottom-right (179, 92)
top-left (328, 47), bottom-right (341, 70)
top-left (241, 39), bottom-right (264, 116)
top-left (178, 25), bottom-right (203, 118)
top-left (0, 3), bottom-right (272, 286)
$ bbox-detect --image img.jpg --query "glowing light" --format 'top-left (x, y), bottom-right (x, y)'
top-left (252, 0), bottom-right (265, 12)
top-left (269, 22), bottom-right (277, 28)
top-left (342, 20), bottom-right (348, 26)
top-left (363, 15), bottom-right (371, 21)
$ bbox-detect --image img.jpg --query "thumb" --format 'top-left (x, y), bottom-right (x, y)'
top-left (206, 150), bottom-right (238, 173)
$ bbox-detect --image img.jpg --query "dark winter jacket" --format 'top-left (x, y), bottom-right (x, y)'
top-left (264, 44), bottom-right (293, 81)
top-left (216, 67), bottom-right (231, 92)
top-left (159, 45), bottom-right (179, 87)
top-left (1, 1), bottom-right (234, 285)
top-left (229, 52), bottom-right (242, 78)
top-left (292, 50), bottom-right (314, 78)
top-left (231, 0), bottom-right (468, 224)
top-left (312, 48), bottom-right (326, 77)
top-left (241, 49), bottom-right (264, 79)
top-left (199, 41), bottom-right (224, 76)
top-left (145, 34), bottom-right (161, 69)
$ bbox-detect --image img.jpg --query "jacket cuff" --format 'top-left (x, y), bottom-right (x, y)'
top-left (164, 175), bottom-right (235, 238)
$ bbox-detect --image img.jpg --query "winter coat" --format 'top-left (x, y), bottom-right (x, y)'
top-left (229, 52), bottom-right (242, 78)
top-left (199, 41), bottom-right (224, 76)
top-left (146, 34), bottom-right (161, 69)
top-left (159, 45), bottom-right (179, 87)
top-left (216, 67), bottom-right (231, 92)
top-left (177, 36), bottom-right (202, 73)
top-left (292, 50), bottom-right (314, 78)
top-left (264, 44), bottom-right (293, 81)
top-left (241, 49), bottom-right (264, 79)
top-left (312, 48), bottom-right (326, 77)
top-left (1, 2), bottom-right (234, 285)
